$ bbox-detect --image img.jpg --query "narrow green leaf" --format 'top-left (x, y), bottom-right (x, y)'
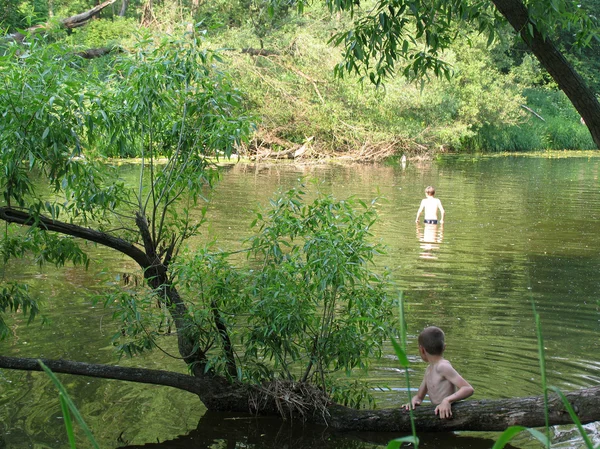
top-left (38, 361), bottom-right (100, 449)
top-left (526, 428), bottom-right (550, 447)
top-left (548, 386), bottom-right (595, 449)
top-left (59, 393), bottom-right (77, 449)
top-left (388, 436), bottom-right (419, 449)
top-left (390, 336), bottom-right (409, 368)
top-left (492, 426), bottom-right (527, 449)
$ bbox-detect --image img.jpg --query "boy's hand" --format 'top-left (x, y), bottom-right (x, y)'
top-left (434, 399), bottom-right (452, 419)
top-left (403, 396), bottom-right (422, 410)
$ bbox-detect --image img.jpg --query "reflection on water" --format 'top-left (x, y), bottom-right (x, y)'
top-left (1, 155), bottom-right (600, 448)
top-left (417, 223), bottom-right (444, 260)
top-left (120, 411), bottom-right (506, 449)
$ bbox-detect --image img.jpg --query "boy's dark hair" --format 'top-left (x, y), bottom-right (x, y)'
top-left (425, 186), bottom-right (436, 196)
top-left (418, 326), bottom-right (445, 355)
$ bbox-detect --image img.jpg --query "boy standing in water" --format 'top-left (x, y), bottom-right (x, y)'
top-left (404, 326), bottom-right (474, 418)
top-left (415, 186), bottom-right (445, 224)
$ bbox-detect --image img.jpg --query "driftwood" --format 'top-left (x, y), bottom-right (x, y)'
top-left (6, 0), bottom-right (117, 43)
top-left (248, 132), bottom-right (314, 160)
top-left (1, 355), bottom-right (599, 432)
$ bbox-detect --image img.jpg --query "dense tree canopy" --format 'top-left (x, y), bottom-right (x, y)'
top-left (0, 25), bottom-right (398, 418)
top-left (310, 0), bottom-right (600, 148)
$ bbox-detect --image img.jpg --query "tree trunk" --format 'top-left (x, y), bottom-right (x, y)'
top-left (491, 0), bottom-right (600, 149)
top-left (119, 0), bottom-right (129, 16)
top-left (61, 0), bottom-right (117, 29)
top-left (0, 207), bottom-right (214, 378)
top-left (1, 355), bottom-right (599, 432)
top-left (326, 386), bottom-right (600, 431)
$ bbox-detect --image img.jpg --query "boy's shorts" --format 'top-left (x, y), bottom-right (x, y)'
top-left (424, 219), bottom-right (438, 224)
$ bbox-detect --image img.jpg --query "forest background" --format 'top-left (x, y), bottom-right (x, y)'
top-left (2, 0), bottom-right (599, 158)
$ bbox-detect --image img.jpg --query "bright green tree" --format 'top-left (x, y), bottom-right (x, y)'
top-left (0, 29), bottom-right (396, 417)
top-left (314, 0), bottom-right (600, 149)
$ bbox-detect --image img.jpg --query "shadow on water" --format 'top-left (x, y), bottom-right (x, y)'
top-left (120, 411), bottom-right (511, 449)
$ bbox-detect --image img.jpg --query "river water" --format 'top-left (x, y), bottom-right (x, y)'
top-left (1, 154), bottom-right (599, 448)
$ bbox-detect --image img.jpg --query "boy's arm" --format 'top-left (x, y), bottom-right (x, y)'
top-left (434, 362), bottom-right (474, 419)
top-left (415, 201), bottom-right (425, 222)
top-left (404, 377), bottom-right (427, 410)
top-left (438, 199), bottom-right (445, 224)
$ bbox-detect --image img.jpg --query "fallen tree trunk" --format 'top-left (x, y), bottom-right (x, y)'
top-left (6, 0), bottom-right (117, 43)
top-left (1, 355), bottom-right (599, 432)
top-left (327, 386), bottom-right (600, 431)
top-left (74, 46), bottom-right (120, 59)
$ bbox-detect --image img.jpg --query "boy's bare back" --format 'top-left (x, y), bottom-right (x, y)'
top-left (415, 186), bottom-right (445, 224)
top-left (420, 197), bottom-right (444, 222)
top-left (423, 359), bottom-right (465, 405)
top-left (404, 326), bottom-right (473, 419)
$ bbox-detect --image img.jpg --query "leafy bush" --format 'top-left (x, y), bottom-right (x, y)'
top-left (64, 16), bottom-right (138, 48)
top-left (168, 186), bottom-right (396, 405)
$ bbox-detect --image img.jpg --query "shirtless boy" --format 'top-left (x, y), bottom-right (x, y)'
top-left (415, 186), bottom-right (445, 225)
top-left (404, 326), bottom-right (474, 418)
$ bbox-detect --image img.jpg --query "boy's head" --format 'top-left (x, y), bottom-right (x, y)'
top-left (418, 326), bottom-right (445, 356)
top-left (425, 186), bottom-right (436, 197)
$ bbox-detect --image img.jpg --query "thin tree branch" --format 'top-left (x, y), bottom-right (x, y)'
top-left (0, 207), bottom-right (150, 268)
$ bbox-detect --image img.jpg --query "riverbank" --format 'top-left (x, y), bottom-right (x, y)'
top-left (52, 5), bottom-right (597, 157)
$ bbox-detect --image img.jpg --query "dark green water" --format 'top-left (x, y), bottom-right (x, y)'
top-left (1, 154), bottom-right (599, 448)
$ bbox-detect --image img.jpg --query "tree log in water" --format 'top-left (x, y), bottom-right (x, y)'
top-left (1, 355), bottom-right (599, 432)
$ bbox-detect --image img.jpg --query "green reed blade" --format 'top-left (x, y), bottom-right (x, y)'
top-left (397, 292), bottom-right (418, 448)
top-left (387, 436), bottom-right (420, 449)
top-left (390, 336), bottom-right (409, 368)
top-left (492, 426), bottom-right (549, 449)
top-left (59, 393), bottom-right (77, 449)
top-left (532, 301), bottom-right (550, 448)
top-left (548, 386), bottom-right (595, 449)
top-left (38, 360), bottom-right (100, 449)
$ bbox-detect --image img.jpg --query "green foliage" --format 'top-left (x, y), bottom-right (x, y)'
top-left (0, 282), bottom-right (41, 339)
top-left (197, 0), bottom-right (299, 45)
top-left (0, 0), bottom-right (29, 30)
top-left (171, 247), bottom-right (248, 376)
top-left (0, 30), bottom-right (252, 335)
top-left (170, 186), bottom-right (395, 403)
top-left (64, 16), bottom-right (138, 48)
top-left (244, 186), bottom-right (393, 386)
top-left (309, 0), bottom-right (599, 89)
top-left (327, 378), bottom-right (375, 409)
top-left (0, 0), bottom-right (50, 30)
top-left (313, 0), bottom-right (500, 85)
top-left (100, 289), bottom-right (164, 358)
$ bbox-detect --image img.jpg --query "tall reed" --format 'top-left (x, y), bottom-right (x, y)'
top-left (387, 292), bottom-right (419, 449)
top-left (38, 361), bottom-right (100, 449)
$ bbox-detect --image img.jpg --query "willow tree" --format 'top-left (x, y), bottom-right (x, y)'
top-left (0, 31), bottom-right (395, 416)
top-left (314, 0), bottom-right (600, 148)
